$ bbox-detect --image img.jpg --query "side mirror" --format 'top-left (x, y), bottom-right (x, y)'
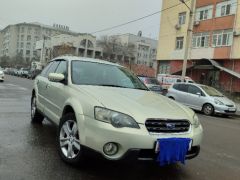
top-left (196, 92), bottom-right (201, 97)
top-left (48, 73), bottom-right (65, 82)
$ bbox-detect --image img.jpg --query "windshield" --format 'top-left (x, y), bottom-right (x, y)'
top-left (201, 85), bottom-right (223, 97)
top-left (71, 61), bottom-right (148, 90)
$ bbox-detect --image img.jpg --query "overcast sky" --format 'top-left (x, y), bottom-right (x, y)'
top-left (0, 0), bottom-right (162, 39)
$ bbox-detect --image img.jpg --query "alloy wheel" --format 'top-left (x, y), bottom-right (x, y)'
top-left (203, 104), bottom-right (213, 115)
top-left (59, 120), bottom-right (80, 159)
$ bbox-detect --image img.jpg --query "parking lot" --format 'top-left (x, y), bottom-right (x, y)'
top-left (0, 75), bottom-right (240, 180)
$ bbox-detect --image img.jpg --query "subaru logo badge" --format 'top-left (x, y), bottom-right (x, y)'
top-left (166, 123), bottom-right (175, 129)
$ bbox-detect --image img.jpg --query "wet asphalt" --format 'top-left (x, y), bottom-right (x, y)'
top-left (0, 75), bottom-right (240, 180)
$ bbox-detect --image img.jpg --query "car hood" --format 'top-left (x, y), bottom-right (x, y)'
top-left (79, 86), bottom-right (194, 124)
top-left (213, 96), bottom-right (235, 106)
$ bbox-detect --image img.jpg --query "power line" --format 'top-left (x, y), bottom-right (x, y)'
top-left (91, 0), bottom-right (190, 34)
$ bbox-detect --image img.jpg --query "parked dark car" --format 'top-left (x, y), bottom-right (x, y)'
top-left (138, 76), bottom-right (164, 95)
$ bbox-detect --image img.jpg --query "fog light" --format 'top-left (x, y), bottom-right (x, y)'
top-left (103, 142), bottom-right (118, 156)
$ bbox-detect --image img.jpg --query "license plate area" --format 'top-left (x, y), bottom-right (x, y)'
top-left (228, 108), bottom-right (236, 112)
top-left (155, 139), bottom-right (193, 153)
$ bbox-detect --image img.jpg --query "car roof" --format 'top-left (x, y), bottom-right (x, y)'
top-left (173, 82), bottom-right (203, 87)
top-left (50, 55), bottom-right (123, 67)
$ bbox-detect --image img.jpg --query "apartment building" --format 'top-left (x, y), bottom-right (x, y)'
top-left (0, 22), bottom-right (78, 62)
top-left (35, 34), bottom-right (103, 64)
top-left (157, 0), bottom-right (240, 92)
top-left (110, 33), bottom-right (158, 68)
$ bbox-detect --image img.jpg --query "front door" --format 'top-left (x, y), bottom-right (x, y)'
top-left (185, 84), bottom-right (206, 110)
top-left (44, 60), bottom-right (68, 124)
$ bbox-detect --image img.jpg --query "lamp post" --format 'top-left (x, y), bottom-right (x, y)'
top-left (180, 0), bottom-right (196, 81)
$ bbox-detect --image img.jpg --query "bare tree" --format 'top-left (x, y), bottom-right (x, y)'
top-left (52, 43), bottom-right (75, 58)
top-left (97, 36), bottom-right (135, 62)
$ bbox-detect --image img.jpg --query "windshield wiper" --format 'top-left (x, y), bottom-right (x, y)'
top-left (97, 84), bottom-right (129, 88)
top-left (97, 84), bottom-right (148, 91)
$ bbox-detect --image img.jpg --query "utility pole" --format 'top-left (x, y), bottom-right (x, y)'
top-left (181, 0), bottom-right (196, 81)
top-left (40, 35), bottom-right (46, 66)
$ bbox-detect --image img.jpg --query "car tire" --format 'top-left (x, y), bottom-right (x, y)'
top-left (31, 95), bottom-right (44, 123)
top-left (169, 97), bottom-right (175, 100)
top-left (202, 104), bottom-right (214, 116)
top-left (57, 113), bottom-right (84, 165)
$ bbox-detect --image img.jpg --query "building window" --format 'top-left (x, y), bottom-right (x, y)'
top-left (21, 27), bottom-right (24, 33)
top-left (33, 51), bottom-right (37, 56)
top-left (192, 32), bottom-right (210, 48)
top-left (195, 5), bottom-right (213, 21)
top-left (212, 30), bottom-right (233, 47)
top-left (216, 0), bottom-right (237, 17)
top-left (27, 27), bottom-right (32, 33)
top-left (26, 42), bottom-right (31, 49)
top-left (27, 35), bottom-right (31, 41)
top-left (221, 4), bottom-right (231, 16)
top-left (21, 42), bottom-right (24, 48)
top-left (34, 36), bottom-right (39, 41)
top-left (159, 63), bottom-right (170, 74)
top-left (176, 37), bottom-right (184, 50)
top-left (26, 50), bottom-right (31, 55)
top-left (21, 35), bottom-right (24, 41)
top-left (178, 12), bottom-right (186, 25)
top-left (149, 62), bottom-right (153, 68)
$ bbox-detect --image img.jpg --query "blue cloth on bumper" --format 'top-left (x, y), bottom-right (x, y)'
top-left (156, 138), bottom-right (191, 166)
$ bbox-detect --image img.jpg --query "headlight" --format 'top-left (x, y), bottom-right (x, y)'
top-left (193, 113), bottom-right (200, 128)
top-left (214, 99), bottom-right (224, 105)
top-left (94, 107), bottom-right (140, 129)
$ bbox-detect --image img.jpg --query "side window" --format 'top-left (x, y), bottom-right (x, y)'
top-left (40, 62), bottom-right (53, 77)
top-left (178, 84), bottom-right (188, 92)
top-left (188, 85), bottom-right (202, 95)
top-left (44, 61), bottom-right (60, 78)
top-left (173, 84), bottom-right (179, 90)
top-left (55, 61), bottom-right (67, 76)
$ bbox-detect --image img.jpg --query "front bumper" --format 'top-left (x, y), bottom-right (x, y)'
top-left (77, 114), bottom-right (203, 161)
top-left (120, 145), bottom-right (200, 161)
top-left (214, 104), bottom-right (237, 114)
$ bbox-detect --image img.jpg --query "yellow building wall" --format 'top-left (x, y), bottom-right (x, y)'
top-left (157, 0), bottom-right (193, 61)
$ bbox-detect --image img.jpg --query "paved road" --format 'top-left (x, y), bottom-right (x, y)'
top-left (0, 75), bottom-right (240, 180)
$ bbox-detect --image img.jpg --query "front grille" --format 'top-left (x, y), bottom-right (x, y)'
top-left (224, 110), bottom-right (236, 113)
top-left (226, 105), bottom-right (234, 107)
top-left (145, 119), bottom-right (190, 133)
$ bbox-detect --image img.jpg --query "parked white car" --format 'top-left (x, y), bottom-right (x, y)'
top-left (0, 68), bottom-right (4, 82)
top-left (31, 56), bottom-right (203, 165)
top-left (157, 74), bottom-right (194, 90)
top-left (167, 83), bottom-right (237, 116)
